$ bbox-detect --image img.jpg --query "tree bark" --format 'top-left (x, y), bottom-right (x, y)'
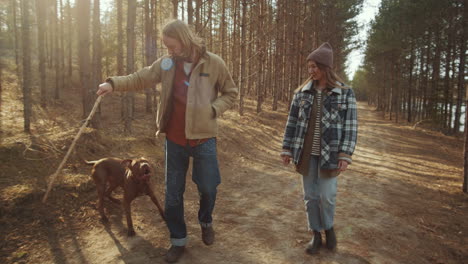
top-left (12, 0), bottom-right (22, 87)
top-left (464, 85), bottom-right (468, 192)
top-left (36, 0), bottom-right (47, 107)
top-left (407, 41), bottom-right (415, 123)
top-left (77, 0), bottom-right (96, 127)
top-left (67, 0), bottom-right (72, 80)
top-left (21, 0), bottom-right (31, 133)
top-left (195, 0), bottom-right (201, 32)
top-left (239, 0), bottom-right (247, 116)
top-left (145, 0), bottom-right (157, 113)
top-left (124, 0), bottom-right (137, 134)
top-left (117, 0), bottom-right (124, 75)
top-left (220, 0), bottom-right (226, 59)
top-left (53, 0), bottom-right (60, 99)
top-left (256, 0), bottom-right (264, 114)
top-left (172, 0), bottom-right (178, 18)
top-left (454, 4), bottom-right (467, 134)
top-left (187, 0), bottom-right (193, 25)
top-left (92, 0), bottom-right (102, 126)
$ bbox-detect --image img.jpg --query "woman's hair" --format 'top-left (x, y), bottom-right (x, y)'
top-left (295, 62), bottom-right (347, 93)
top-left (162, 19), bottom-right (206, 59)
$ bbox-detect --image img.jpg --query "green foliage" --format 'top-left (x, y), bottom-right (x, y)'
top-left (351, 67), bottom-right (370, 101)
top-left (358, 0), bottom-right (466, 132)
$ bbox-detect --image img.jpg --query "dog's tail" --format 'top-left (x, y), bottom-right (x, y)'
top-left (84, 160), bottom-right (98, 166)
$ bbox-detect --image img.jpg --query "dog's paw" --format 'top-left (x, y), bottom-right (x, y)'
top-left (127, 229), bottom-right (136, 237)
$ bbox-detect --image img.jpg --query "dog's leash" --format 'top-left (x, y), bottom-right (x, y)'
top-left (42, 95), bottom-right (103, 203)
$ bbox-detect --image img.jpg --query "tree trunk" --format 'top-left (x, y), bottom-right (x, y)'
top-left (21, 0), bottom-right (31, 133)
top-left (220, 0), bottom-right (226, 59)
top-left (77, 0), bottom-right (96, 126)
top-left (172, 0), bottom-right (178, 18)
top-left (187, 0), bottom-right (193, 25)
top-left (59, 0), bottom-right (65, 96)
top-left (231, 0), bottom-right (239, 82)
top-left (395, 59), bottom-right (400, 123)
top-left (92, 0), bottom-right (102, 126)
top-left (36, 0), bottom-right (47, 107)
top-left (408, 41), bottom-right (414, 123)
top-left (12, 0), bottom-right (22, 87)
top-left (464, 85), bottom-right (468, 192)
top-left (462, 0), bottom-right (468, 193)
top-left (238, 0), bottom-right (247, 116)
top-left (67, 0), bottom-right (72, 81)
top-left (195, 0), bottom-right (201, 32)
top-left (454, 5), bottom-right (467, 134)
top-left (429, 28), bottom-right (441, 124)
top-left (443, 29), bottom-right (453, 129)
top-left (208, 0), bottom-right (213, 51)
top-left (256, 0), bottom-right (264, 114)
top-left (124, 0), bottom-right (137, 134)
top-left (116, 0), bottom-right (125, 118)
top-left (117, 0), bottom-right (124, 75)
top-left (53, 0), bottom-right (60, 99)
top-left (272, 0), bottom-right (282, 111)
top-left (145, 0), bottom-right (157, 113)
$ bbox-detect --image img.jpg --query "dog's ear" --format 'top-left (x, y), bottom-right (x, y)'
top-left (121, 159), bottom-right (133, 168)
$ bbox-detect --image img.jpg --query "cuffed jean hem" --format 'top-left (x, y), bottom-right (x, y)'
top-left (200, 222), bottom-right (213, 228)
top-left (171, 237), bottom-right (188, 246)
top-left (307, 225), bottom-right (334, 232)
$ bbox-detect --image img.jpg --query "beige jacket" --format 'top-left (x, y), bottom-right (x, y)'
top-left (108, 52), bottom-right (238, 139)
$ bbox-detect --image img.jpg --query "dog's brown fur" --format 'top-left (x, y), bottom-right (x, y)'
top-left (85, 157), bottom-right (165, 236)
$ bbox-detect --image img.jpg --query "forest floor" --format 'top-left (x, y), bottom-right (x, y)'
top-left (1, 76), bottom-right (467, 264)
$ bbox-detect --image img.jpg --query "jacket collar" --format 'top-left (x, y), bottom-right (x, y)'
top-left (301, 81), bottom-right (342, 95)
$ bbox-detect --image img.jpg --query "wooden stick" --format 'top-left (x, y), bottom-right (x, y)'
top-left (42, 95), bottom-right (103, 203)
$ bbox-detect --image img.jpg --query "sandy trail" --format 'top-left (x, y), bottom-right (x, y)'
top-left (2, 102), bottom-right (467, 264)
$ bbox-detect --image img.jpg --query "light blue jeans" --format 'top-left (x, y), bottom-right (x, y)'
top-left (302, 155), bottom-right (337, 231)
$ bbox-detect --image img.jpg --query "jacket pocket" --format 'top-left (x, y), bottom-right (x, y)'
top-left (298, 99), bottom-right (312, 121)
top-left (329, 99), bottom-right (347, 124)
top-left (191, 104), bottom-right (217, 134)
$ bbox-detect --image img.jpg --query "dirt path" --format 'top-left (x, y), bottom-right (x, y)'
top-left (2, 101), bottom-right (467, 264)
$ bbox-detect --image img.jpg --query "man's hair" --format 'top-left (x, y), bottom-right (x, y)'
top-left (162, 19), bottom-right (206, 59)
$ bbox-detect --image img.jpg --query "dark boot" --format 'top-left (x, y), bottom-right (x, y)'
top-left (305, 230), bottom-right (322, 255)
top-left (165, 245), bottom-right (185, 263)
top-left (201, 225), bottom-right (215, 245)
top-left (325, 227), bottom-right (337, 250)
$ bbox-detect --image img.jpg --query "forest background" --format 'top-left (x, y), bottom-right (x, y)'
top-left (0, 0), bottom-right (466, 135)
top-left (0, 0), bottom-right (467, 263)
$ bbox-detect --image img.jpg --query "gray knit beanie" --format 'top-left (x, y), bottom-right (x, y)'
top-left (306, 42), bottom-right (333, 68)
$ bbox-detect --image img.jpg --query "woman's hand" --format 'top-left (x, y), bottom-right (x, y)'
top-left (280, 149), bottom-right (292, 166)
top-left (338, 160), bottom-right (349, 172)
top-left (281, 155), bottom-right (291, 166)
top-left (96, 82), bottom-right (113, 96)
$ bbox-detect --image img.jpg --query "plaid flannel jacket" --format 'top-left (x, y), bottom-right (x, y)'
top-left (282, 81), bottom-right (358, 170)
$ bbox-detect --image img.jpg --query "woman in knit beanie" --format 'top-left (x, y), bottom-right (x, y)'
top-left (280, 42), bottom-right (358, 255)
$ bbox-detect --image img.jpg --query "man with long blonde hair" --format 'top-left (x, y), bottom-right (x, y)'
top-left (97, 19), bottom-right (238, 263)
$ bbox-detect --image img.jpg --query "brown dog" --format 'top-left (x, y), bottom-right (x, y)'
top-left (85, 157), bottom-right (165, 236)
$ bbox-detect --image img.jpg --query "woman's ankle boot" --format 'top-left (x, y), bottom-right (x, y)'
top-left (306, 230), bottom-right (322, 255)
top-left (325, 227), bottom-right (337, 250)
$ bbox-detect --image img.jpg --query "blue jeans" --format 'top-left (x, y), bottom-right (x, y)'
top-left (302, 156), bottom-right (337, 231)
top-left (165, 138), bottom-right (221, 246)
